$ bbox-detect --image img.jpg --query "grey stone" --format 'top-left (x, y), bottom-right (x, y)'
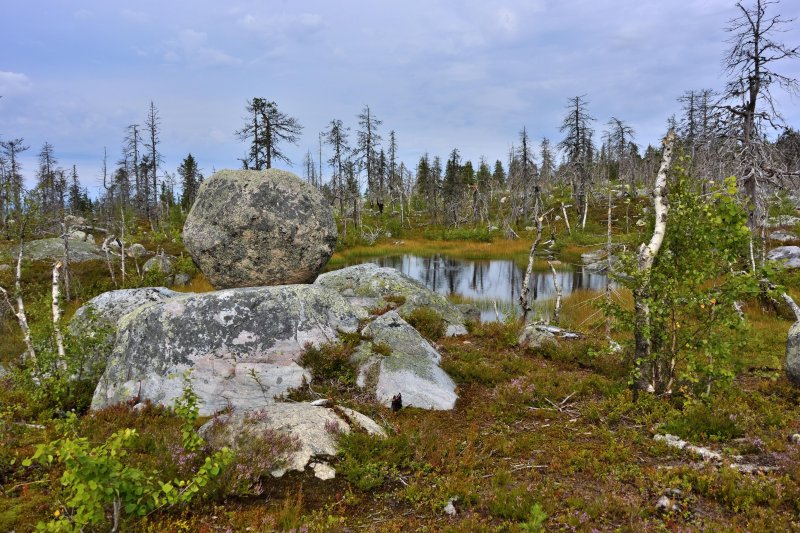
top-left (444, 498), bottom-right (458, 516)
top-left (518, 323), bottom-right (559, 349)
top-left (200, 402), bottom-right (385, 479)
top-left (183, 169), bottom-right (337, 289)
top-left (173, 272), bottom-right (191, 286)
top-left (581, 248), bottom-right (617, 273)
top-left (126, 243), bottom-right (147, 259)
top-left (316, 263), bottom-right (467, 336)
top-left (143, 254), bottom-right (175, 275)
top-left (767, 246), bottom-right (800, 269)
top-left (456, 303), bottom-right (481, 323)
top-left (790, 433), bottom-right (800, 444)
top-left (768, 215), bottom-right (800, 228)
top-left (69, 287), bottom-right (180, 376)
top-left (20, 237), bottom-right (104, 263)
top-left (770, 230), bottom-right (798, 243)
top-left (786, 320), bottom-right (800, 385)
top-left (353, 311), bottom-right (458, 410)
top-left (67, 229), bottom-right (92, 242)
top-left (91, 284), bottom-right (360, 415)
top-left (0, 264), bottom-right (11, 272)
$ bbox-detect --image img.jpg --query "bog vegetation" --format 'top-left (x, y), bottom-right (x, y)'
top-left (2, 0), bottom-right (800, 530)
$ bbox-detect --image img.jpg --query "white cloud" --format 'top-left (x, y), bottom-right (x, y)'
top-left (0, 71), bottom-right (32, 96)
top-left (163, 29), bottom-right (242, 67)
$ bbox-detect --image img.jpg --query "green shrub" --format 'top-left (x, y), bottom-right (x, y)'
top-left (661, 400), bottom-right (743, 442)
top-left (337, 431), bottom-right (415, 492)
top-left (405, 308), bottom-right (445, 341)
top-left (298, 335), bottom-right (360, 384)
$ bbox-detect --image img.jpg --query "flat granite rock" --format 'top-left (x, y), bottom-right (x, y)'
top-left (315, 263), bottom-right (468, 336)
top-left (91, 284), bottom-right (360, 415)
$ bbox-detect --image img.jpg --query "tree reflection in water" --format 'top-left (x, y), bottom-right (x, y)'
top-left (348, 254), bottom-right (610, 322)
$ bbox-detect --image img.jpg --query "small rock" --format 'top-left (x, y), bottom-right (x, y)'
top-left (770, 230), bottom-right (798, 243)
top-left (173, 273), bottom-right (191, 286)
top-left (143, 254), bottom-right (176, 275)
top-left (311, 462), bottom-right (336, 480)
top-left (790, 434), bottom-right (800, 444)
top-left (0, 264), bottom-right (11, 272)
top-left (444, 497), bottom-right (458, 516)
top-left (310, 399), bottom-right (333, 407)
top-left (767, 246), bottom-right (800, 269)
top-left (126, 243), bottom-right (147, 259)
top-left (656, 495), bottom-right (679, 513)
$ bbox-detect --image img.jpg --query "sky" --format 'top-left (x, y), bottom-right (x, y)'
top-left (2, 0), bottom-right (799, 196)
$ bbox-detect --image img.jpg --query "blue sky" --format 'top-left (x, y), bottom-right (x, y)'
top-left (2, 0), bottom-right (799, 195)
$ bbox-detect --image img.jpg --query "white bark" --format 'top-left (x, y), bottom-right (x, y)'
top-left (633, 129), bottom-right (676, 396)
top-left (0, 247), bottom-right (36, 363)
top-left (548, 261), bottom-right (562, 325)
top-left (561, 202), bottom-right (571, 236)
top-left (52, 260), bottom-right (67, 368)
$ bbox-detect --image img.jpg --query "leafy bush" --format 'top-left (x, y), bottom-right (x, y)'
top-left (23, 387), bottom-right (232, 531)
top-left (337, 431), bottom-right (415, 491)
top-left (405, 308), bottom-right (445, 341)
top-left (661, 400), bottom-right (743, 442)
top-left (298, 334), bottom-right (360, 383)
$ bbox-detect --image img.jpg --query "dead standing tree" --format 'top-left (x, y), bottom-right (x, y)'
top-left (721, 0), bottom-right (800, 267)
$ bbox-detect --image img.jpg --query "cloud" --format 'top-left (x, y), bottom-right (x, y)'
top-left (120, 8), bottom-right (148, 23)
top-left (162, 29), bottom-right (242, 67)
top-left (0, 71), bottom-right (32, 96)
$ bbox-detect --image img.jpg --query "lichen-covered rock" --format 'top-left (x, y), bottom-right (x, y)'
top-left (143, 254), bottom-right (175, 274)
top-left (200, 403), bottom-right (385, 480)
top-left (316, 263), bottom-right (467, 336)
top-left (770, 230), bottom-right (798, 243)
top-left (787, 320), bottom-right (800, 385)
top-left (20, 237), bottom-right (104, 262)
top-left (518, 323), bottom-right (559, 349)
top-left (353, 311), bottom-right (458, 410)
top-left (91, 285), bottom-right (360, 415)
top-left (767, 246), bottom-right (800, 269)
top-left (126, 243), bottom-right (147, 259)
top-left (581, 248), bottom-right (617, 273)
top-left (69, 287), bottom-right (180, 376)
top-left (183, 169), bottom-right (337, 289)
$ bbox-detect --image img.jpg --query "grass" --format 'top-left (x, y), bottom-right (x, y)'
top-left (4, 211), bottom-right (800, 531)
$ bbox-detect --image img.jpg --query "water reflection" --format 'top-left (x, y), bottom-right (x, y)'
top-left (346, 254), bottom-right (610, 322)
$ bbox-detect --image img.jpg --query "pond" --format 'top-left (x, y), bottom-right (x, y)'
top-left (343, 254), bottom-right (610, 322)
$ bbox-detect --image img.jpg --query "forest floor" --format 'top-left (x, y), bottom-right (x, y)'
top-left (2, 213), bottom-right (800, 531)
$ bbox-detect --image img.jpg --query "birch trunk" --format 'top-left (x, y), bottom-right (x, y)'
top-left (633, 129), bottom-right (676, 398)
top-left (52, 260), bottom-right (67, 368)
top-left (548, 261), bottom-right (562, 325)
top-left (0, 247), bottom-right (36, 363)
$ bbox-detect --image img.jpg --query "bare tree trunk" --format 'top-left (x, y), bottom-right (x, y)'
top-left (520, 210), bottom-right (552, 320)
top-left (561, 202), bottom-right (571, 236)
top-left (0, 246), bottom-right (36, 363)
top-left (633, 129), bottom-right (676, 399)
top-left (120, 207), bottom-right (127, 284)
top-left (52, 260), bottom-right (67, 369)
top-left (548, 260), bottom-right (562, 325)
top-left (606, 187), bottom-right (613, 340)
top-left (581, 197), bottom-right (589, 229)
top-left (60, 222), bottom-right (71, 302)
top-left (102, 235), bottom-right (118, 287)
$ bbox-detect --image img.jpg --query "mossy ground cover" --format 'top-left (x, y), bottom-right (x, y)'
top-left (2, 214), bottom-right (800, 531)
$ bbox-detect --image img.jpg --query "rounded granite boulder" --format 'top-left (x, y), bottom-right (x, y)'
top-left (183, 169), bottom-right (337, 288)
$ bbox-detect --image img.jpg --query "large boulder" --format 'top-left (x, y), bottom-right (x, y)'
top-left (91, 285), bottom-right (360, 415)
top-left (201, 403), bottom-right (385, 480)
top-left (20, 237), bottom-right (104, 263)
top-left (353, 311), bottom-right (458, 410)
top-left (767, 246), bottom-right (800, 269)
top-left (183, 169), bottom-right (337, 289)
top-left (316, 263), bottom-right (468, 336)
top-left (787, 320), bottom-right (800, 385)
top-left (70, 287), bottom-right (180, 375)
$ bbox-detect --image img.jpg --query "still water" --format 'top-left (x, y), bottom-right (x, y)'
top-left (347, 254), bottom-right (610, 322)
